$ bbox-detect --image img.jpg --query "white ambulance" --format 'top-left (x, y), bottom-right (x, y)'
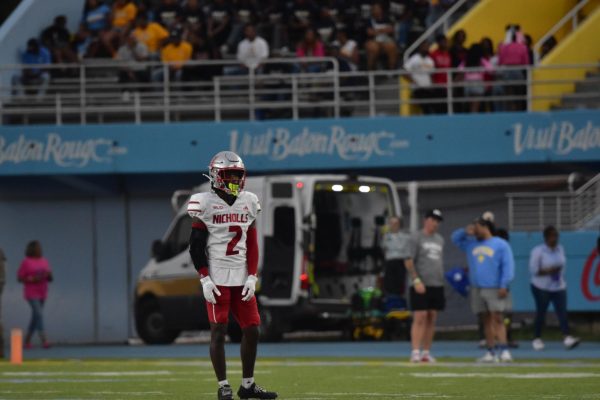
top-left (134, 175), bottom-right (401, 343)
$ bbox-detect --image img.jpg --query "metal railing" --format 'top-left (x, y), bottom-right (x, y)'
top-left (507, 174), bottom-right (600, 231)
top-left (0, 59), bottom-right (599, 125)
top-left (533, 0), bottom-right (592, 64)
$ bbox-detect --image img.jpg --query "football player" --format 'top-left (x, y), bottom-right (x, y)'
top-left (187, 151), bottom-right (277, 400)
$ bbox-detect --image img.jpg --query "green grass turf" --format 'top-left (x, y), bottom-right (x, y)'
top-left (1, 358), bottom-right (600, 399)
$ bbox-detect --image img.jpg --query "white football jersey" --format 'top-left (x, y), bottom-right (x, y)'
top-left (187, 190), bottom-right (261, 286)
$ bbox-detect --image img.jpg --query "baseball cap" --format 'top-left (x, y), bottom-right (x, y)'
top-left (425, 209), bottom-right (443, 221)
top-left (474, 214), bottom-right (495, 231)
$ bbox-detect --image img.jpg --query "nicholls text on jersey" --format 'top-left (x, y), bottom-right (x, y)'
top-left (212, 213), bottom-right (249, 224)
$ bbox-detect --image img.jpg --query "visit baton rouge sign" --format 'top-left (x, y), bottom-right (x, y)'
top-left (229, 125), bottom-right (410, 161)
top-left (513, 119), bottom-right (600, 156)
top-left (582, 248), bottom-right (600, 302)
top-left (0, 133), bottom-right (127, 168)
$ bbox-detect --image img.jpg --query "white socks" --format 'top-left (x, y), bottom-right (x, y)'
top-left (218, 379), bottom-right (229, 388)
top-left (242, 377), bottom-right (255, 389)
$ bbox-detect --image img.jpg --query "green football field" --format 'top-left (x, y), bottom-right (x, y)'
top-left (1, 358), bottom-right (599, 400)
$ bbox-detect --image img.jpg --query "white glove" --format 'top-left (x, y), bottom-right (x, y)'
top-left (200, 276), bottom-right (221, 304)
top-left (241, 275), bottom-right (258, 301)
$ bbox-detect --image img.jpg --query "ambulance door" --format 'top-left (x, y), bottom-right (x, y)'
top-left (258, 178), bottom-right (302, 305)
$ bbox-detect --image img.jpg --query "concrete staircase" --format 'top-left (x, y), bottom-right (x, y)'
top-left (554, 68), bottom-right (600, 110)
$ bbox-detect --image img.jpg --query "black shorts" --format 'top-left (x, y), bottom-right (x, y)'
top-left (409, 286), bottom-right (446, 311)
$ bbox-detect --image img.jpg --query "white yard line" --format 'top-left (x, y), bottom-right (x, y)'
top-left (154, 360), bottom-right (600, 369)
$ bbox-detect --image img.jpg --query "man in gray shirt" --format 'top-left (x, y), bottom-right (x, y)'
top-left (0, 248), bottom-right (5, 359)
top-left (405, 209), bottom-right (445, 363)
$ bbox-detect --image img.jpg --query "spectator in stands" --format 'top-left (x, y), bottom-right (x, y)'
top-left (287, 0), bottom-right (318, 51)
top-left (133, 14), bottom-right (169, 59)
top-left (0, 247), bottom-right (5, 359)
top-left (391, 0), bottom-right (414, 52)
top-left (333, 29), bottom-right (359, 71)
top-left (540, 36), bottom-right (557, 60)
top-left (459, 43), bottom-right (493, 113)
top-left (155, 28), bottom-right (193, 83)
top-left (296, 28), bottom-right (326, 72)
top-left (498, 24), bottom-right (529, 111)
top-left (156, 0), bottom-right (182, 30)
top-left (81, 0), bottom-right (111, 34)
top-left (529, 226), bottom-right (581, 351)
top-left (449, 29), bottom-right (467, 67)
top-left (101, 0), bottom-right (138, 57)
top-left (404, 41), bottom-right (437, 114)
top-left (480, 37), bottom-right (498, 112)
top-left (115, 34), bottom-right (150, 90)
top-left (365, 3), bottom-right (398, 70)
top-left (430, 34), bottom-right (451, 113)
top-left (41, 15), bottom-right (77, 67)
top-left (178, 0), bottom-right (206, 37)
top-left (449, 29), bottom-right (467, 111)
top-left (257, 0), bottom-right (287, 51)
top-left (524, 34), bottom-right (534, 65)
top-left (184, 35), bottom-right (223, 83)
top-left (225, 23), bottom-right (269, 75)
top-left (225, 0), bottom-right (258, 54)
top-left (18, 240), bottom-right (53, 349)
top-left (315, 6), bottom-right (338, 47)
top-left (12, 39), bottom-right (51, 100)
top-left (207, 0), bottom-right (234, 54)
top-left (76, 0), bottom-right (111, 58)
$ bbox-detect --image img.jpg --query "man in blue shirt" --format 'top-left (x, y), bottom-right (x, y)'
top-left (452, 216), bottom-right (515, 363)
top-left (12, 39), bottom-right (51, 100)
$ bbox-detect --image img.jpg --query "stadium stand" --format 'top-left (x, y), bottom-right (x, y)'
top-left (0, 0), bottom-right (598, 124)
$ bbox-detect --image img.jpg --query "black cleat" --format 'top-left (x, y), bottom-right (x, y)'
top-left (218, 384), bottom-right (234, 400)
top-left (237, 383), bottom-right (278, 399)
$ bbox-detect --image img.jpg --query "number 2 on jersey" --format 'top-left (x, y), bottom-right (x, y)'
top-left (226, 226), bottom-right (242, 256)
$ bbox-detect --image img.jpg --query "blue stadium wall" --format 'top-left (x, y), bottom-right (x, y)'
top-left (1, 110), bottom-right (599, 344)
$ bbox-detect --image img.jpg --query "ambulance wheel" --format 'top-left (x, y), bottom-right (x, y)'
top-left (136, 299), bottom-right (180, 345)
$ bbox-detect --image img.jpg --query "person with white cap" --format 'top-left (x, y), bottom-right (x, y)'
top-left (405, 209), bottom-right (445, 363)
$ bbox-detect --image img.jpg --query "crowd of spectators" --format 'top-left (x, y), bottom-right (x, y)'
top-left (12, 0), bottom-right (559, 114)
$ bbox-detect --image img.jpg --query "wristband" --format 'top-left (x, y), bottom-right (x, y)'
top-left (413, 277), bottom-right (422, 285)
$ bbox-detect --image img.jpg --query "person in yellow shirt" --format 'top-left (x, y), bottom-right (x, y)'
top-left (154, 29), bottom-right (193, 83)
top-left (102, 0), bottom-right (138, 57)
top-left (112, 0), bottom-right (137, 29)
top-left (133, 14), bottom-right (169, 57)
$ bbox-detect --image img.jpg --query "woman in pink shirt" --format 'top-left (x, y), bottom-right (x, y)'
top-left (17, 241), bottom-right (53, 349)
top-left (296, 28), bottom-right (325, 72)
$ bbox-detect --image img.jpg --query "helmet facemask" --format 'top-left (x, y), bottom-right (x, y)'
top-left (211, 167), bottom-right (245, 197)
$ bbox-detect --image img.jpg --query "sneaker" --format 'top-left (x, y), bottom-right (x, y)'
top-left (410, 350), bottom-right (421, 363)
top-left (237, 383), bottom-right (278, 399)
top-left (42, 342), bottom-right (51, 349)
top-left (218, 384), bottom-right (233, 400)
top-left (478, 351), bottom-right (498, 363)
top-left (563, 336), bottom-right (581, 350)
top-left (499, 349), bottom-right (513, 362)
top-left (420, 352), bottom-right (437, 363)
top-left (24, 342), bottom-right (33, 350)
top-left (532, 338), bottom-right (545, 351)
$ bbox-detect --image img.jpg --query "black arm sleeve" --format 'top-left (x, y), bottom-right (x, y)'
top-left (189, 228), bottom-right (209, 273)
